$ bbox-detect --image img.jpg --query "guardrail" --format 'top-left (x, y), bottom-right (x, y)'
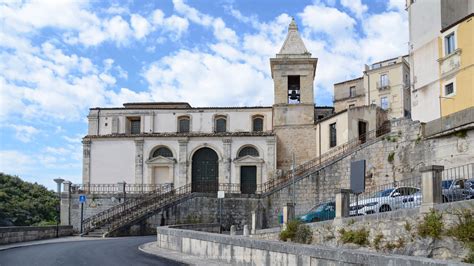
top-left (259, 122), bottom-right (391, 194)
top-left (441, 163), bottom-right (474, 203)
top-left (70, 183), bottom-right (173, 195)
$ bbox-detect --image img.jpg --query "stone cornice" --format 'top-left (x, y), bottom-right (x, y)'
top-left (84, 131), bottom-right (275, 140)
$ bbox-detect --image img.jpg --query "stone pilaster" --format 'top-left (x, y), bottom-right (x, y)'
top-left (178, 138), bottom-right (189, 187)
top-left (82, 139), bottom-right (91, 184)
top-left (420, 165), bottom-right (444, 213)
top-left (266, 137), bottom-right (277, 179)
top-left (134, 138), bottom-right (144, 184)
top-left (334, 189), bottom-right (351, 224)
top-left (60, 181), bottom-right (71, 226)
top-left (222, 138), bottom-right (232, 183)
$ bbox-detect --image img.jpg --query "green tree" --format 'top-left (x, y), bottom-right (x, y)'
top-left (0, 173), bottom-right (58, 226)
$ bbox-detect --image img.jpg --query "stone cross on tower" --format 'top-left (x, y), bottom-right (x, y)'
top-left (270, 18), bottom-right (318, 126)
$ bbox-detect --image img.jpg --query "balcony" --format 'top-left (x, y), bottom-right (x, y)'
top-left (438, 48), bottom-right (461, 78)
top-left (376, 80), bottom-right (390, 90)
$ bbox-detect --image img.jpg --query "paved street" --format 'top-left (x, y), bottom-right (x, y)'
top-left (0, 236), bottom-right (185, 266)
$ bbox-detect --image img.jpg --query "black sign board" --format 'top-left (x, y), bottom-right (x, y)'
top-left (350, 160), bottom-right (366, 194)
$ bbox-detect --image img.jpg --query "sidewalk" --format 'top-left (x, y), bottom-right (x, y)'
top-left (139, 241), bottom-right (232, 266)
top-left (0, 236), bottom-right (104, 251)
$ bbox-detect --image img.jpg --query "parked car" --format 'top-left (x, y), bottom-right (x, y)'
top-left (442, 179), bottom-right (473, 202)
top-left (401, 191), bottom-right (422, 208)
top-left (297, 201), bottom-right (335, 223)
top-left (349, 186), bottom-right (420, 216)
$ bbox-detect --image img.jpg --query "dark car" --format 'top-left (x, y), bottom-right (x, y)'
top-left (442, 179), bottom-right (473, 202)
top-left (297, 202), bottom-right (335, 223)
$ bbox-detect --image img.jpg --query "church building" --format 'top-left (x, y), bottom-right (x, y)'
top-left (82, 19), bottom-right (386, 193)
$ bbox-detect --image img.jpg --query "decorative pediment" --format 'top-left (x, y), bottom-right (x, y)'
top-left (234, 155), bottom-right (264, 164)
top-left (146, 156), bottom-right (176, 165)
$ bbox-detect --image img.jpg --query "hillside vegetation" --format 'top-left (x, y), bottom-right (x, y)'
top-left (0, 173), bottom-right (58, 226)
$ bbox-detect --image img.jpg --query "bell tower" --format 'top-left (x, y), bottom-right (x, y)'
top-left (270, 18), bottom-right (318, 126)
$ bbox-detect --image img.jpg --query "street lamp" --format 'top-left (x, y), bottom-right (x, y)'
top-left (53, 178), bottom-right (64, 238)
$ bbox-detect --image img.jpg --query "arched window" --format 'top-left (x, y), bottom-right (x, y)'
top-left (238, 146), bottom-right (259, 157)
top-left (215, 116), bottom-right (227, 133)
top-left (178, 116), bottom-right (190, 133)
top-left (152, 147), bottom-right (173, 158)
top-left (252, 116), bottom-right (263, 132)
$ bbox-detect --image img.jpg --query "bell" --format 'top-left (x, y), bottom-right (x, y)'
top-left (289, 90), bottom-right (299, 100)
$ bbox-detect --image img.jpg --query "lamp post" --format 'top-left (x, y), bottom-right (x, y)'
top-left (53, 178), bottom-right (64, 238)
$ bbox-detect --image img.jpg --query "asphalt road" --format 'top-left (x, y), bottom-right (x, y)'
top-left (0, 236), bottom-right (185, 266)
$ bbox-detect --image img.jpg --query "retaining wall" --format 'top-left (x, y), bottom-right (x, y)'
top-left (156, 226), bottom-right (462, 265)
top-left (0, 226), bottom-right (73, 245)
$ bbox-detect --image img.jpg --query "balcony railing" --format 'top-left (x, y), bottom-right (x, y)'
top-left (70, 183), bottom-right (173, 195)
top-left (376, 80), bottom-right (390, 90)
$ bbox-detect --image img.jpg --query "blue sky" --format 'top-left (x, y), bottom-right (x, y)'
top-left (0, 0), bottom-right (408, 189)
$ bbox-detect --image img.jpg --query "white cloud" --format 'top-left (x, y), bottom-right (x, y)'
top-left (5, 124), bottom-right (40, 143)
top-left (131, 14), bottom-right (151, 39)
top-left (0, 150), bottom-right (31, 175)
top-left (340, 0), bottom-right (368, 19)
top-left (299, 3), bottom-right (356, 39)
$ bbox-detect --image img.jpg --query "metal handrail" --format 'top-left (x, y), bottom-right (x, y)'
top-left (71, 183), bottom-right (172, 195)
top-left (259, 122), bottom-right (391, 194)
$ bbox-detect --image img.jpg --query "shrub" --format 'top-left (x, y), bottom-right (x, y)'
top-left (279, 220), bottom-right (301, 242)
top-left (417, 209), bottom-right (443, 239)
top-left (446, 209), bottom-right (474, 263)
top-left (294, 224), bottom-right (313, 244)
top-left (373, 233), bottom-right (384, 250)
top-left (339, 228), bottom-right (370, 246)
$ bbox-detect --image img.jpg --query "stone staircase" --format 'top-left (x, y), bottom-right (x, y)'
top-left (81, 184), bottom-right (194, 237)
top-left (81, 123), bottom-right (391, 237)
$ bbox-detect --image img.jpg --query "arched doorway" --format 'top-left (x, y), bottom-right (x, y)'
top-left (192, 147), bottom-right (218, 192)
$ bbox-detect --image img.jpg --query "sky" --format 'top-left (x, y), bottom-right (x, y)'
top-left (0, 0), bottom-right (408, 190)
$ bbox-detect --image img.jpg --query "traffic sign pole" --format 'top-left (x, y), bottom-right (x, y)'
top-left (80, 202), bottom-right (84, 234)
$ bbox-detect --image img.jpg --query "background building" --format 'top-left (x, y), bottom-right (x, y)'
top-left (333, 56), bottom-right (410, 120)
top-left (406, 0), bottom-right (473, 122)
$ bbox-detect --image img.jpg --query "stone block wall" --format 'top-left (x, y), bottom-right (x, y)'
top-left (253, 199), bottom-right (474, 263)
top-left (0, 226), bottom-right (73, 245)
top-left (262, 118), bottom-right (474, 227)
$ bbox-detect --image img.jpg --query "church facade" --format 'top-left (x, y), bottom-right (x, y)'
top-left (82, 19), bottom-right (386, 193)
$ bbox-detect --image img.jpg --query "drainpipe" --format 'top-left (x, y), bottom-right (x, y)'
top-left (318, 122), bottom-right (321, 165)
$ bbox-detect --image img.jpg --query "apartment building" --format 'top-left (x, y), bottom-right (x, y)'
top-left (333, 56), bottom-right (411, 119)
top-left (406, 0), bottom-right (474, 122)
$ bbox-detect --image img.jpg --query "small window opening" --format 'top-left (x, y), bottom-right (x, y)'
top-left (238, 146), bottom-right (259, 157)
top-left (215, 117), bottom-right (227, 133)
top-left (252, 117), bottom-right (263, 132)
top-left (178, 116), bottom-right (190, 133)
top-left (288, 75), bottom-right (301, 104)
top-left (128, 118), bottom-right (141, 134)
top-left (329, 123), bottom-right (337, 148)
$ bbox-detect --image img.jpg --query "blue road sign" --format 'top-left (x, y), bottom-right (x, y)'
top-left (79, 195), bottom-right (86, 203)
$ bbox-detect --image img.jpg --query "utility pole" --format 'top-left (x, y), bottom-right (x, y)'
top-left (292, 153), bottom-right (296, 205)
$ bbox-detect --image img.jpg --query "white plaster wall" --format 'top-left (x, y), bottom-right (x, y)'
top-left (143, 139), bottom-right (180, 184)
top-left (318, 112), bottom-right (349, 155)
top-left (409, 0), bottom-right (441, 51)
top-left (90, 139), bottom-right (135, 184)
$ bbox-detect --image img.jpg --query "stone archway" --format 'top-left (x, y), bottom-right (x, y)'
top-left (191, 147), bottom-right (218, 192)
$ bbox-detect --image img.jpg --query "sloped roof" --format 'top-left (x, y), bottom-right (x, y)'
top-left (277, 18), bottom-right (311, 58)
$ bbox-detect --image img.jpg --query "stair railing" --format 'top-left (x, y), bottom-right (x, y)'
top-left (259, 122), bottom-right (391, 194)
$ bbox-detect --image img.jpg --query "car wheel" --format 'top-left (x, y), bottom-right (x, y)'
top-left (379, 205), bottom-right (391, 212)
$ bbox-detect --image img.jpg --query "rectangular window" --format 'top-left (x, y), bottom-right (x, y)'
top-left (349, 86), bottom-right (356, 98)
top-left (445, 33), bottom-right (455, 55)
top-left (329, 123), bottom-right (337, 148)
top-left (129, 118), bottom-right (140, 134)
top-left (445, 83), bottom-right (454, 96)
top-left (380, 74), bottom-right (389, 87)
top-left (380, 96), bottom-right (389, 110)
top-left (178, 118), bottom-right (190, 133)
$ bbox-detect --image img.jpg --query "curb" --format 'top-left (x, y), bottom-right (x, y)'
top-left (0, 237), bottom-right (106, 252)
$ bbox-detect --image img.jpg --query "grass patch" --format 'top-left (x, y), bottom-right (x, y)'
top-left (339, 228), bottom-right (370, 246)
top-left (404, 221), bottom-right (412, 232)
top-left (417, 209), bottom-right (443, 239)
top-left (387, 152), bottom-right (395, 163)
